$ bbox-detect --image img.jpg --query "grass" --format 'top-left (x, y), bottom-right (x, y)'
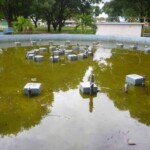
top-left (33, 26), bottom-right (95, 34)
top-left (143, 26), bottom-right (150, 33)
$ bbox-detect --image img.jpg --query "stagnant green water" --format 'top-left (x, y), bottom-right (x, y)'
top-left (0, 45), bottom-right (150, 150)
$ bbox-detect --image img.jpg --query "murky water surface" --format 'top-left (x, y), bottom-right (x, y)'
top-left (0, 45), bottom-right (150, 150)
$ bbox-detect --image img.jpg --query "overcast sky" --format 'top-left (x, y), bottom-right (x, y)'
top-left (98, 0), bottom-right (111, 17)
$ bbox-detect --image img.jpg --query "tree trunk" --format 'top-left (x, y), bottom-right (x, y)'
top-left (47, 21), bottom-right (51, 32)
top-left (34, 22), bottom-right (38, 28)
top-left (52, 23), bottom-right (57, 31)
top-left (7, 18), bottom-right (13, 27)
top-left (58, 21), bottom-right (62, 32)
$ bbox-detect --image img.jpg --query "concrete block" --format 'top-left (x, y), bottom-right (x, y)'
top-left (26, 50), bottom-right (35, 59)
top-left (125, 74), bottom-right (144, 85)
top-left (53, 50), bottom-right (62, 55)
top-left (72, 46), bottom-right (79, 51)
top-left (50, 56), bottom-right (59, 62)
top-left (34, 55), bottom-right (44, 62)
top-left (14, 42), bottom-right (21, 46)
top-left (59, 49), bottom-right (65, 55)
top-left (31, 41), bottom-right (37, 46)
top-left (79, 82), bottom-right (97, 94)
top-left (79, 47), bottom-right (86, 53)
top-left (65, 40), bottom-right (70, 45)
top-left (49, 46), bottom-right (56, 51)
top-left (67, 54), bottom-right (78, 61)
top-left (49, 41), bottom-right (53, 45)
top-left (39, 47), bottom-right (48, 52)
top-left (78, 53), bottom-right (84, 59)
top-left (0, 49), bottom-right (3, 54)
top-left (130, 45), bottom-right (137, 50)
top-left (93, 41), bottom-right (99, 45)
top-left (65, 50), bottom-right (73, 55)
top-left (87, 46), bottom-right (94, 53)
top-left (27, 53), bottom-right (35, 60)
top-left (33, 49), bottom-right (40, 54)
top-left (88, 51), bottom-right (93, 56)
top-left (116, 43), bottom-right (124, 48)
top-left (23, 83), bottom-right (42, 96)
top-left (144, 48), bottom-right (150, 54)
top-left (59, 45), bottom-right (65, 49)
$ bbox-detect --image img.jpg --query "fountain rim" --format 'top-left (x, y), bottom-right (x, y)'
top-left (0, 34), bottom-right (150, 48)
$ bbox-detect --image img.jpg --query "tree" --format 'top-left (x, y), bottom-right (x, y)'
top-left (40, 0), bottom-right (55, 32)
top-left (0, 0), bottom-right (33, 27)
top-left (102, 0), bottom-right (150, 22)
top-left (75, 13), bottom-right (97, 33)
top-left (30, 0), bottom-right (43, 28)
top-left (51, 0), bottom-right (77, 32)
top-left (13, 16), bottom-right (33, 33)
top-left (50, 0), bottom-right (102, 32)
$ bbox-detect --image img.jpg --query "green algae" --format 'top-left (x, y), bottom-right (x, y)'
top-left (0, 46), bottom-right (94, 135)
top-left (1, 45), bottom-right (150, 136)
top-left (93, 48), bottom-right (150, 125)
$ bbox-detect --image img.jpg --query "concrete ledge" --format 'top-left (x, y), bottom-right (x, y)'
top-left (0, 34), bottom-right (150, 50)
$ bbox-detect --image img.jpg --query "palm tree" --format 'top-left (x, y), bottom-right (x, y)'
top-left (13, 16), bottom-right (33, 33)
top-left (75, 13), bottom-right (97, 34)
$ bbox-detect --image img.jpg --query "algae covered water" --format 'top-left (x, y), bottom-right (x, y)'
top-left (0, 45), bottom-right (150, 150)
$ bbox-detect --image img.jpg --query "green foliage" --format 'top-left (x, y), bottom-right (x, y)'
top-left (75, 13), bottom-right (97, 34)
top-left (12, 16), bottom-right (34, 33)
top-left (102, 0), bottom-right (150, 21)
top-left (0, 0), bottom-right (102, 32)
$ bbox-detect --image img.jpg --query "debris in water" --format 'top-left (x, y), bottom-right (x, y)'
top-left (31, 78), bottom-right (37, 82)
top-left (127, 139), bottom-right (136, 146)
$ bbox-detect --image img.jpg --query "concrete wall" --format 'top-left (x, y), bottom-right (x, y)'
top-left (96, 23), bottom-right (143, 37)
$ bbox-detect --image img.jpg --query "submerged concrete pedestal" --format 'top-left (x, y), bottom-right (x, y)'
top-left (68, 54), bottom-right (78, 61)
top-left (31, 41), bottom-right (37, 46)
top-left (79, 82), bottom-right (97, 94)
top-left (65, 50), bottom-right (73, 55)
top-left (125, 74), bottom-right (144, 85)
top-left (78, 53), bottom-right (84, 59)
top-left (53, 50), bottom-right (64, 55)
top-left (144, 48), bottom-right (150, 54)
top-left (0, 49), bottom-right (3, 54)
top-left (130, 45), bottom-right (137, 50)
top-left (50, 56), bottom-right (59, 62)
top-left (116, 43), bottom-right (124, 48)
top-left (39, 47), bottom-right (48, 52)
top-left (15, 42), bottom-right (21, 46)
top-left (23, 83), bottom-right (42, 96)
top-left (34, 55), bottom-right (44, 62)
top-left (27, 53), bottom-right (35, 60)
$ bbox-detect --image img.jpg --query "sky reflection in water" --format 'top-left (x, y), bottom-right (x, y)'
top-left (0, 46), bottom-right (150, 150)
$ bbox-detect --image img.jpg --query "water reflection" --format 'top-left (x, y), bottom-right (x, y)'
top-left (1, 45), bottom-right (150, 149)
top-left (89, 96), bottom-right (94, 112)
top-left (0, 46), bottom-right (94, 136)
top-left (79, 92), bottom-right (97, 113)
top-left (94, 48), bottom-right (150, 125)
